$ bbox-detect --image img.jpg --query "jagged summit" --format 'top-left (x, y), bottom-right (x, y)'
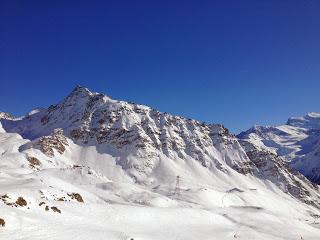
top-left (62, 85), bottom-right (112, 105)
top-left (69, 85), bottom-right (93, 96)
top-left (61, 85), bottom-right (115, 104)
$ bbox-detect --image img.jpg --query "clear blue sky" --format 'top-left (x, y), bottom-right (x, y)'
top-left (1, 0), bottom-right (320, 133)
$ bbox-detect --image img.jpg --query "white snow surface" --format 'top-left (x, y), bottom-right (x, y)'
top-left (1, 87), bottom-right (320, 239)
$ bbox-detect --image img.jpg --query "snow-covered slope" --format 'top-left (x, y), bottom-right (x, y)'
top-left (288, 112), bottom-right (320, 130)
top-left (1, 87), bottom-right (320, 239)
top-left (238, 112), bottom-right (320, 183)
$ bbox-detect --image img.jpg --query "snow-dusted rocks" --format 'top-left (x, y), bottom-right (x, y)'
top-left (0, 112), bottom-right (13, 120)
top-left (25, 129), bottom-right (69, 157)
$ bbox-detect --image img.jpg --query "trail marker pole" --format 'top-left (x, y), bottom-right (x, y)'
top-left (174, 175), bottom-right (181, 196)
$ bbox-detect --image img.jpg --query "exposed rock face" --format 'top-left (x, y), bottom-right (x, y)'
top-left (1, 195), bottom-right (30, 208)
top-left (25, 129), bottom-right (69, 157)
top-left (68, 193), bottom-right (84, 203)
top-left (51, 206), bottom-right (61, 213)
top-left (239, 140), bottom-right (320, 208)
top-left (15, 197), bottom-right (27, 207)
top-left (0, 218), bottom-right (5, 227)
top-left (27, 156), bottom-right (41, 168)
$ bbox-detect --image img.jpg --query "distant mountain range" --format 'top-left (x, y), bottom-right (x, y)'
top-left (238, 112), bottom-right (320, 183)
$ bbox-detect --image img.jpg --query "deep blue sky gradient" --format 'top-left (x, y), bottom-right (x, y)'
top-left (1, 0), bottom-right (320, 133)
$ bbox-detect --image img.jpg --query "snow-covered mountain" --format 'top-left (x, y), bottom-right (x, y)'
top-left (1, 86), bottom-right (254, 183)
top-left (238, 112), bottom-right (320, 184)
top-left (1, 86), bottom-right (320, 240)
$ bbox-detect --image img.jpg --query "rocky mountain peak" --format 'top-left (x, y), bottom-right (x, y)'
top-left (0, 112), bottom-right (14, 120)
top-left (70, 85), bottom-right (93, 96)
top-left (0, 86), bottom-right (254, 180)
